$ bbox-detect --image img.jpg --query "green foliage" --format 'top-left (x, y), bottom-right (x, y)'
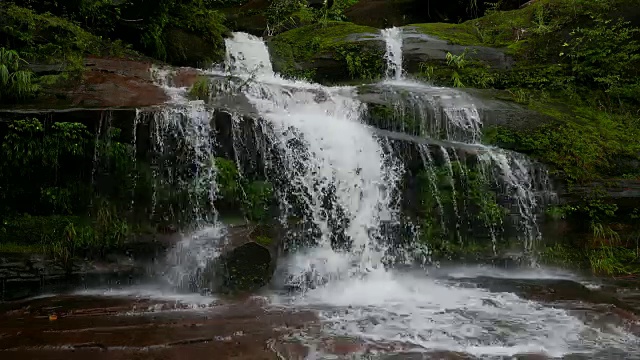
top-left (265, 0), bottom-right (313, 35)
top-left (243, 181), bottom-right (274, 222)
top-left (418, 49), bottom-right (497, 89)
top-left (214, 158), bottom-right (276, 222)
top-left (0, 119), bottom-right (92, 215)
top-left (189, 77), bottom-right (212, 101)
top-left (415, 159), bottom-right (508, 250)
top-left (588, 244), bottom-right (639, 276)
top-left (269, 21), bottom-right (382, 82)
top-left (110, 1), bottom-right (228, 64)
top-left (17, 202), bottom-right (130, 271)
top-left (216, 157), bottom-right (242, 201)
top-left (335, 43), bottom-right (384, 81)
top-left (0, 47), bottom-right (38, 102)
top-left (562, 16), bottom-right (640, 104)
top-left (265, 0), bottom-right (359, 35)
top-left (1, 1), bottom-right (226, 66)
top-left (539, 237), bottom-right (640, 276)
top-left (484, 105), bottom-right (640, 183)
top-left (0, 118), bottom-right (143, 266)
top-left (1, 4), bottom-right (132, 63)
top-left (413, 0), bottom-right (640, 109)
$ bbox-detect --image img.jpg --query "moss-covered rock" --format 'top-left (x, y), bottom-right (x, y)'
top-left (165, 28), bottom-right (225, 68)
top-left (403, 0), bottom-right (640, 186)
top-left (0, 4), bottom-right (134, 64)
top-left (268, 21), bottom-right (385, 84)
top-left (200, 223), bottom-right (282, 294)
top-left (401, 27), bottom-right (513, 79)
top-left (222, 0), bottom-right (270, 36)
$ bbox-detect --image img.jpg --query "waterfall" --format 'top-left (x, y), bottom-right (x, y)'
top-left (382, 27), bottom-right (404, 81)
top-left (146, 65), bottom-right (226, 291)
top-left (223, 32), bottom-right (402, 288)
top-left (378, 29), bottom-right (554, 254)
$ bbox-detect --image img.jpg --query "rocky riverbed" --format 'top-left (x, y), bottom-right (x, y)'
top-left (1, 265), bottom-right (640, 359)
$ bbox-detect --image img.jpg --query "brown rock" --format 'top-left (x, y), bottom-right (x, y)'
top-left (172, 68), bottom-right (201, 88)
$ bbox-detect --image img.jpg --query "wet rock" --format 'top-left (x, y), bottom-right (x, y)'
top-left (268, 23), bottom-right (385, 84)
top-left (382, 351), bottom-right (474, 359)
top-left (165, 28), bottom-right (224, 68)
top-left (172, 67), bottom-right (201, 88)
top-left (557, 179), bottom-right (640, 212)
top-left (463, 276), bottom-right (640, 319)
top-left (272, 340), bottom-right (310, 359)
top-left (8, 57), bottom-right (209, 110)
top-left (511, 354), bottom-right (550, 360)
top-left (198, 224), bottom-right (283, 294)
top-left (357, 83), bottom-right (553, 136)
top-left (401, 27), bottom-right (514, 74)
top-left (0, 294), bottom-right (317, 359)
top-left (222, 0), bottom-right (269, 36)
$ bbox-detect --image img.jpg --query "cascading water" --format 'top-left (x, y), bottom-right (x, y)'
top-left (222, 32), bottom-right (402, 288)
top-left (206, 32), bottom-right (637, 358)
top-left (145, 65), bottom-right (227, 291)
top-left (382, 27), bottom-right (404, 81)
top-left (379, 27), bottom-right (552, 254)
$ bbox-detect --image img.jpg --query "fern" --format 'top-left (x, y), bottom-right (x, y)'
top-left (0, 47), bottom-right (38, 102)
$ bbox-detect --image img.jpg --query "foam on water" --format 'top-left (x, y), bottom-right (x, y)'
top-left (73, 287), bottom-right (217, 308)
top-left (275, 268), bottom-right (635, 358)
top-left (222, 31), bottom-right (636, 358)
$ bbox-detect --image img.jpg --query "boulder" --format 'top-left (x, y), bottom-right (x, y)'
top-left (165, 28), bottom-right (225, 68)
top-left (4, 57), bottom-right (204, 110)
top-left (200, 224), bottom-right (282, 294)
top-left (401, 26), bottom-right (514, 74)
top-left (268, 22), bottom-right (385, 84)
top-left (224, 0), bottom-right (269, 37)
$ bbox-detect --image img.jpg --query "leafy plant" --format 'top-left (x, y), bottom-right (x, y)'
top-left (0, 119), bottom-right (93, 215)
top-left (0, 47), bottom-right (38, 101)
top-left (189, 76), bottom-right (212, 100)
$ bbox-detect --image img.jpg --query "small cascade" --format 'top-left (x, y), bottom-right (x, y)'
top-left (374, 30), bottom-right (555, 255)
top-left (382, 27), bottom-right (404, 81)
top-left (145, 65), bottom-right (226, 291)
top-left (416, 144), bottom-right (446, 233)
top-left (439, 146), bottom-right (462, 243)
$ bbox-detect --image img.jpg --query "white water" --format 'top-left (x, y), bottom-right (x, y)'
top-left (147, 65), bottom-right (227, 291)
top-left (379, 29), bottom-right (551, 252)
top-left (215, 32), bottom-right (638, 358)
top-left (222, 32), bottom-right (401, 287)
top-left (382, 27), bottom-right (404, 81)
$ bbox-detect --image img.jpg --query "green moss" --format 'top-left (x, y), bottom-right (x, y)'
top-left (413, 160), bottom-right (509, 250)
top-left (269, 21), bottom-right (383, 82)
top-left (407, 2), bottom-right (539, 49)
top-left (409, 23), bottom-right (481, 46)
top-left (214, 158), bottom-right (275, 222)
top-left (484, 101), bottom-right (640, 184)
top-left (1, 4), bottom-right (133, 64)
top-left (254, 235), bottom-right (273, 247)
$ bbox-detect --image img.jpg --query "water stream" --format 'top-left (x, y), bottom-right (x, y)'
top-left (211, 31), bottom-right (634, 358)
top-left (4, 29), bottom-right (636, 360)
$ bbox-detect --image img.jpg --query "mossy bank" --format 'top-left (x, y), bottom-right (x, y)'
top-left (268, 21), bottom-right (384, 83)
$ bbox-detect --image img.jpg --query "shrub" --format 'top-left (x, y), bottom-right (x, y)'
top-left (0, 47), bottom-right (38, 102)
